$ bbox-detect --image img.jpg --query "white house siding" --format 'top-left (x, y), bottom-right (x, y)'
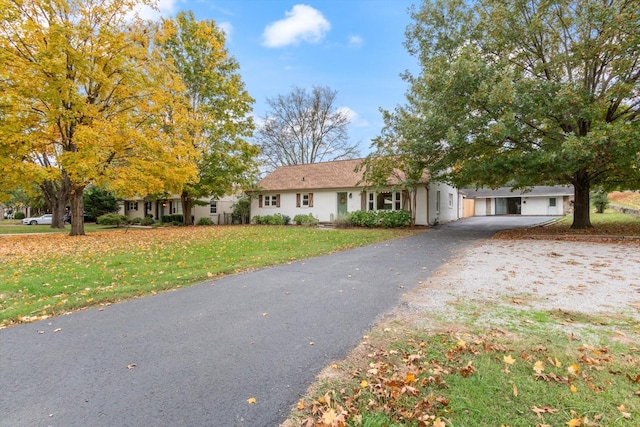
top-left (521, 195), bottom-right (570, 215)
top-left (474, 199), bottom-right (488, 216)
top-left (472, 195), bottom-right (570, 216)
top-left (251, 189), bottom-right (357, 223)
top-left (120, 194), bottom-right (239, 224)
top-left (251, 182), bottom-right (460, 226)
top-left (192, 197), bottom-right (238, 224)
top-left (427, 182), bottom-right (459, 224)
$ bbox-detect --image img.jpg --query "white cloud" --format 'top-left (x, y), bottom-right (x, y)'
top-left (132, 0), bottom-right (181, 21)
top-left (217, 21), bottom-right (233, 40)
top-left (262, 4), bottom-right (330, 48)
top-left (338, 107), bottom-right (369, 127)
top-left (348, 35), bottom-right (363, 48)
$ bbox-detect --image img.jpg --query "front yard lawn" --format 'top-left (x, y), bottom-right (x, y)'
top-left (0, 225), bottom-right (416, 328)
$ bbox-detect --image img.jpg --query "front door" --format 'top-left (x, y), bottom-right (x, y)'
top-left (337, 192), bottom-right (348, 217)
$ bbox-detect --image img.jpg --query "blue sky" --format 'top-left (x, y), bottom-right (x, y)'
top-left (141, 0), bottom-right (419, 155)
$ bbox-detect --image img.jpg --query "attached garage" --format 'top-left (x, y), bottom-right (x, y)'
top-left (461, 186), bottom-right (574, 216)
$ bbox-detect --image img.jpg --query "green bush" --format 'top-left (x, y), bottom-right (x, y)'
top-left (281, 215), bottom-right (291, 225)
top-left (348, 210), bottom-right (378, 227)
top-left (293, 214), bottom-right (319, 226)
top-left (197, 217), bottom-right (213, 226)
top-left (379, 210), bottom-right (411, 228)
top-left (267, 214), bottom-right (285, 225)
top-left (252, 214), bottom-right (287, 225)
top-left (140, 216), bottom-right (154, 226)
top-left (130, 217), bottom-right (142, 224)
top-left (591, 188), bottom-right (610, 214)
top-left (14, 212), bottom-right (25, 220)
top-left (161, 214), bottom-right (183, 224)
top-left (231, 197), bottom-right (251, 224)
top-left (97, 213), bottom-right (128, 226)
top-left (348, 210), bottom-right (410, 228)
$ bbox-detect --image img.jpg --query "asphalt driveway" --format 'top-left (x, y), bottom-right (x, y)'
top-left (0, 216), bottom-right (556, 427)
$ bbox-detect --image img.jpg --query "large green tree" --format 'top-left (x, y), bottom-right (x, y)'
top-left (156, 11), bottom-right (259, 226)
top-left (0, 0), bottom-right (198, 235)
top-left (404, 0), bottom-right (640, 228)
top-left (358, 106), bottom-right (447, 227)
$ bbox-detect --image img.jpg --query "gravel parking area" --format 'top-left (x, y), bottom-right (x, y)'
top-left (402, 238), bottom-right (640, 324)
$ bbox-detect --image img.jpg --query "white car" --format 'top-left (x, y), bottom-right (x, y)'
top-left (22, 214), bottom-right (53, 225)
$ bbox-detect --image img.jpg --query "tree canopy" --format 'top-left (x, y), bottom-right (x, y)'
top-left (0, 0), bottom-right (198, 234)
top-left (256, 85), bottom-right (359, 171)
top-left (155, 11), bottom-right (259, 225)
top-left (359, 106), bottom-right (447, 226)
top-left (403, 0), bottom-right (640, 228)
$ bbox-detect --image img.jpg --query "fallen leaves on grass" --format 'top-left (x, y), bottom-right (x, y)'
top-left (294, 332), bottom-right (638, 426)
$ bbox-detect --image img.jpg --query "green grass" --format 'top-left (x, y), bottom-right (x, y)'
top-left (287, 211), bottom-right (640, 427)
top-left (294, 314), bottom-right (640, 427)
top-left (496, 209), bottom-right (640, 239)
top-left (0, 225), bottom-right (416, 328)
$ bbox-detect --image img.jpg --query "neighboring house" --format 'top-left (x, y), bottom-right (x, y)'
top-left (250, 159), bottom-right (460, 226)
top-left (461, 186), bottom-right (574, 216)
top-left (119, 194), bottom-right (239, 224)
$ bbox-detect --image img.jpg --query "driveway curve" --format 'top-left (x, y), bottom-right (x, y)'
top-left (0, 216), bottom-right (555, 427)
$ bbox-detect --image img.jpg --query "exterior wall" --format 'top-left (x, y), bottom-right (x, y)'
top-left (473, 195), bottom-right (570, 216)
top-left (120, 194), bottom-right (239, 224)
top-left (192, 196), bottom-right (239, 224)
top-left (250, 181), bottom-right (460, 226)
top-left (521, 196), bottom-right (552, 215)
top-left (474, 198), bottom-right (489, 216)
top-left (251, 188), bottom-right (358, 223)
top-left (427, 182), bottom-right (459, 224)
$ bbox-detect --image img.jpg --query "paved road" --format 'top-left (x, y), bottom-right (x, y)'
top-left (0, 216), bottom-right (555, 427)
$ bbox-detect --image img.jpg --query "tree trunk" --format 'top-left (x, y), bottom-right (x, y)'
top-left (181, 191), bottom-right (194, 226)
top-left (41, 176), bottom-right (70, 229)
top-left (571, 170), bottom-right (593, 229)
top-left (69, 184), bottom-right (86, 236)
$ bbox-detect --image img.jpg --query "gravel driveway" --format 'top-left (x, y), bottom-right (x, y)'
top-left (402, 238), bottom-right (640, 324)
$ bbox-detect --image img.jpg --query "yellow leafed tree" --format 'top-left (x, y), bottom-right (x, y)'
top-left (0, 0), bottom-right (198, 235)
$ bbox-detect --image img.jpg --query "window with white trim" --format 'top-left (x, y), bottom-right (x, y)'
top-left (264, 195), bottom-right (277, 207)
top-left (369, 191), bottom-right (402, 211)
top-left (448, 193), bottom-right (454, 208)
top-left (210, 201), bottom-right (217, 214)
top-left (549, 197), bottom-right (557, 207)
top-left (128, 201), bottom-right (138, 211)
top-left (302, 194), bottom-right (309, 207)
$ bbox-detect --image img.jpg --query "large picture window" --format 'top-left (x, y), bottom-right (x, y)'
top-left (370, 191), bottom-right (401, 211)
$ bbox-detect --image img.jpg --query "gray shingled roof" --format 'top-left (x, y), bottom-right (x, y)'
top-left (460, 185), bottom-right (574, 198)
